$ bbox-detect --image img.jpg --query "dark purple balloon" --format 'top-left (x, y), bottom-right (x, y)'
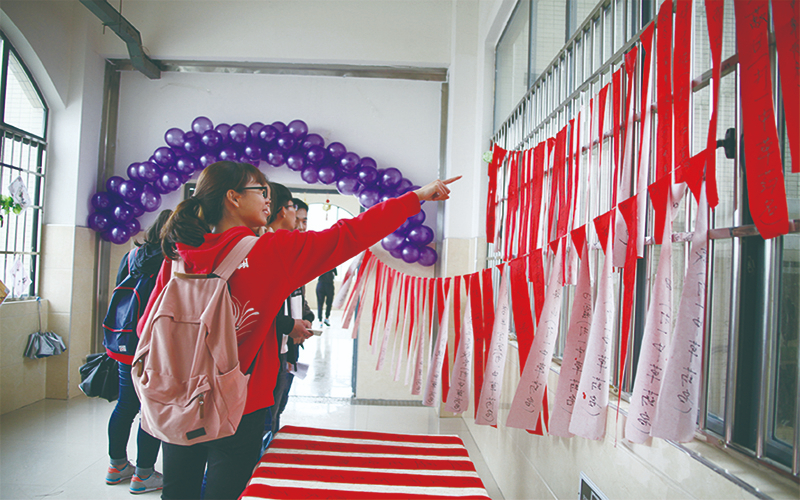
top-left (201, 130), bottom-right (223, 152)
top-left (214, 123), bottom-right (231, 143)
top-left (318, 165), bottom-right (337, 185)
top-left (126, 218), bottom-right (141, 236)
top-left (258, 125), bottom-right (278, 145)
top-left (88, 211), bottom-right (111, 232)
top-left (111, 203), bottom-right (134, 223)
top-left (271, 121), bottom-right (287, 133)
top-left (389, 246), bottom-right (404, 259)
top-left (381, 232), bottom-right (405, 251)
top-left (277, 133), bottom-right (296, 152)
top-left (359, 188), bottom-right (381, 208)
top-left (108, 225), bottom-right (130, 245)
top-left (106, 175), bottom-right (125, 194)
top-left (137, 161), bottom-right (160, 182)
top-left (305, 145), bottom-right (327, 165)
top-left (357, 165), bottom-right (378, 186)
top-left (396, 178), bottom-right (413, 194)
top-left (91, 192), bottom-right (114, 212)
top-left (165, 128), bottom-right (185, 149)
top-left (153, 178), bottom-right (170, 194)
top-left (127, 163), bottom-right (141, 180)
top-left (249, 122), bottom-right (264, 139)
top-left (154, 147), bottom-right (176, 167)
top-left (228, 123), bottom-right (250, 144)
top-left (380, 167), bottom-right (402, 190)
top-left (408, 225), bottom-right (434, 245)
top-left (360, 157), bottom-right (377, 170)
top-left (418, 247), bottom-right (437, 266)
top-left (175, 156), bottom-right (197, 175)
top-left (340, 152), bottom-right (360, 173)
top-left (161, 171), bottom-right (182, 192)
top-left (301, 133), bottom-right (325, 150)
top-left (266, 148), bottom-right (285, 167)
top-left (401, 243), bottom-right (421, 264)
top-left (244, 143), bottom-right (262, 161)
top-left (407, 209), bottom-right (426, 227)
top-left (183, 133), bottom-right (204, 156)
top-left (286, 153), bottom-right (305, 171)
top-left (199, 154), bottom-right (217, 169)
top-left (140, 184), bottom-right (162, 212)
top-left (192, 116), bottom-right (214, 135)
top-left (118, 180), bottom-right (143, 203)
top-left (301, 166), bottom-right (319, 184)
top-left (336, 175), bottom-right (361, 196)
top-left (327, 142), bottom-right (346, 160)
top-left (287, 120), bottom-right (308, 139)
top-left (218, 147), bottom-right (240, 162)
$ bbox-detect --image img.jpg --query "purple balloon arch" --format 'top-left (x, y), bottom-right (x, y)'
top-left (87, 117), bottom-right (438, 266)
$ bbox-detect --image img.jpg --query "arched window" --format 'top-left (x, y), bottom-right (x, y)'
top-left (0, 31), bottom-right (47, 298)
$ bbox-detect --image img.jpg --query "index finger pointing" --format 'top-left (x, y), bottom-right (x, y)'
top-left (442, 176), bottom-right (462, 185)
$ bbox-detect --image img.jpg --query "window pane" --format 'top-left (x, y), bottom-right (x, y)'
top-left (3, 52), bottom-right (45, 138)
top-left (774, 234), bottom-right (799, 447)
top-left (706, 238), bottom-right (732, 427)
top-left (495, 0), bottom-right (531, 132)
top-left (531, 0), bottom-right (566, 82)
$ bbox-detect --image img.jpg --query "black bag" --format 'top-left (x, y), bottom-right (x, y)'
top-left (23, 298), bottom-right (67, 359)
top-left (78, 353), bottom-right (119, 402)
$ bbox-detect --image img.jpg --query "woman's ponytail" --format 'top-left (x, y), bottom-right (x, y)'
top-left (161, 197), bottom-right (209, 260)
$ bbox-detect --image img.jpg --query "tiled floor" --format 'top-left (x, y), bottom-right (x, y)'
top-left (0, 310), bottom-right (502, 499)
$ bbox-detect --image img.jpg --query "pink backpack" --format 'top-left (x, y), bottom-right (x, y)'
top-left (132, 236), bottom-right (258, 445)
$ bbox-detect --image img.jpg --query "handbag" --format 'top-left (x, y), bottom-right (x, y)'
top-left (78, 353), bottom-right (119, 402)
top-left (23, 298), bottom-right (67, 359)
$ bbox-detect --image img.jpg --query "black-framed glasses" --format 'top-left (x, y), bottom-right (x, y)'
top-left (240, 187), bottom-right (269, 199)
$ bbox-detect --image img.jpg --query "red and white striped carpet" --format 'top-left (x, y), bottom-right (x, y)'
top-left (240, 425), bottom-right (492, 500)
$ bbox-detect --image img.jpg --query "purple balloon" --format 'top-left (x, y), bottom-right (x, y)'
top-left (244, 143), bottom-right (262, 161)
top-left (408, 225), bottom-right (434, 245)
top-left (407, 210), bottom-right (426, 227)
top-left (359, 188), bottom-right (381, 208)
top-left (327, 142), bottom-right (346, 160)
top-left (108, 225), bottom-right (130, 245)
top-left (277, 133), bottom-right (296, 152)
top-left (88, 212), bottom-right (111, 232)
top-left (418, 247), bottom-right (437, 266)
top-left (258, 125), bottom-right (279, 145)
top-left (287, 120), bottom-right (308, 139)
top-left (228, 123), bottom-right (250, 144)
top-left (201, 130), bottom-right (223, 152)
top-left (215, 123), bottom-right (231, 143)
top-left (125, 218), bottom-right (141, 236)
top-left (153, 177), bottom-right (170, 194)
top-left (357, 165), bottom-right (378, 186)
top-left (165, 128), bottom-right (185, 149)
top-left (286, 153), bottom-right (305, 171)
top-left (318, 165), bottom-right (337, 185)
top-left (111, 203), bottom-right (134, 223)
top-left (380, 167), bottom-right (402, 190)
top-left (118, 180), bottom-right (143, 203)
top-left (267, 148), bottom-right (285, 167)
top-left (127, 163), bottom-right (141, 180)
top-left (199, 153), bottom-right (217, 169)
top-left (218, 147), bottom-right (240, 162)
top-left (271, 121), bottom-right (287, 133)
top-left (396, 178), bottom-right (413, 194)
top-left (175, 156), bottom-right (197, 175)
top-left (154, 147), bottom-right (176, 167)
top-left (336, 175), bottom-right (361, 196)
top-left (161, 171), bottom-right (182, 192)
top-left (183, 133), bottom-right (204, 156)
top-left (305, 145), bottom-right (327, 165)
top-left (249, 122), bottom-right (265, 139)
top-left (140, 185), bottom-right (162, 212)
top-left (106, 175), bottom-right (125, 194)
top-left (340, 152), bottom-right (360, 173)
top-left (360, 157), bottom-right (377, 170)
top-left (91, 192), bottom-right (114, 212)
top-left (301, 133), bottom-right (325, 150)
top-left (192, 116), bottom-right (214, 135)
top-left (389, 246), bottom-right (404, 259)
top-left (137, 161), bottom-right (160, 182)
top-left (380, 232), bottom-right (405, 251)
top-left (401, 243), bottom-right (421, 264)
top-left (301, 166), bottom-right (319, 184)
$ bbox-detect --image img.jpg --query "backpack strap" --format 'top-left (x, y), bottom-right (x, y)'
top-left (213, 235), bottom-right (259, 281)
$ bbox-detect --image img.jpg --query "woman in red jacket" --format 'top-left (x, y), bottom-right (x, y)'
top-left (142, 160), bottom-right (457, 499)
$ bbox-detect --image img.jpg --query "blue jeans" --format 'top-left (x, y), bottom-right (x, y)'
top-left (107, 362), bottom-right (161, 468)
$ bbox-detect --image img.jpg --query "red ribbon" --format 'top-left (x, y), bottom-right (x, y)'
top-left (773, 0), bottom-right (800, 173)
top-left (519, 149), bottom-right (533, 256)
top-left (445, 276), bottom-right (462, 404)
top-left (618, 195), bottom-right (639, 392)
top-left (527, 248), bottom-right (546, 322)
top-left (509, 258), bottom-right (535, 365)
top-left (735, 0), bottom-right (790, 239)
top-left (486, 144), bottom-right (506, 244)
top-left (656, 0), bottom-right (674, 179)
top-left (704, 0), bottom-right (724, 208)
top-left (468, 272), bottom-right (484, 419)
top-left (612, 70), bottom-right (622, 206)
top-left (480, 268), bottom-right (495, 370)
top-left (529, 142), bottom-right (546, 252)
top-left (505, 152), bottom-right (521, 260)
top-left (674, 0), bottom-right (693, 179)
top-left (555, 126), bottom-right (570, 241)
top-left (649, 173), bottom-right (673, 245)
top-left (369, 260), bottom-right (385, 345)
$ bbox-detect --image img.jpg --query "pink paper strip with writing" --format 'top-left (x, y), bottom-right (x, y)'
top-left (506, 241), bottom-right (565, 430)
top-left (376, 272), bottom-right (401, 371)
top-left (424, 287), bottom-right (452, 406)
top-left (476, 266), bottom-right (512, 426)
top-left (549, 238), bottom-right (593, 437)
top-left (651, 183), bottom-right (709, 443)
top-left (445, 290), bottom-right (474, 414)
top-left (569, 221), bottom-right (616, 440)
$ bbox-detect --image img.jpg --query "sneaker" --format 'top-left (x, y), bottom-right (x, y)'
top-left (323, 318), bottom-right (330, 326)
top-left (130, 470), bottom-right (163, 494)
top-left (106, 461), bottom-right (134, 485)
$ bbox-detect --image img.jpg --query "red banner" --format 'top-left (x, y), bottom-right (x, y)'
top-left (674, 0), bottom-right (693, 180)
top-left (773, 0), bottom-right (800, 173)
top-left (529, 143), bottom-right (546, 252)
top-left (486, 144), bottom-right (506, 243)
top-left (704, 0), bottom-right (724, 207)
top-left (656, 0), bottom-right (674, 179)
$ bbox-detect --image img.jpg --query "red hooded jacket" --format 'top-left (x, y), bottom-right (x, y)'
top-left (138, 192), bottom-right (421, 415)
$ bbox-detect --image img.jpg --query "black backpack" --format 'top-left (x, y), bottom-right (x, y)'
top-left (102, 247), bottom-right (159, 356)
